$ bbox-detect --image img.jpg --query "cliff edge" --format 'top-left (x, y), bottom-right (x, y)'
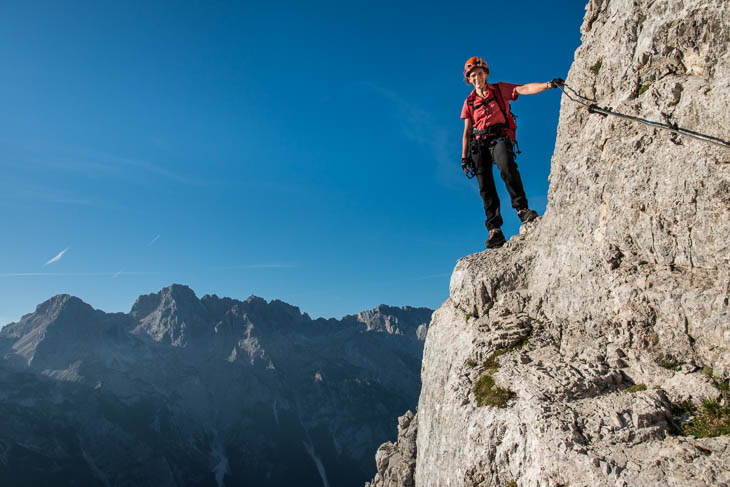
top-left (368, 0), bottom-right (729, 485)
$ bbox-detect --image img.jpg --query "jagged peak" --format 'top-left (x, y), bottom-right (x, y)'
top-left (0, 293), bottom-right (127, 367)
top-left (203, 294), bottom-right (309, 325)
top-left (130, 283), bottom-right (202, 318)
top-left (341, 303), bottom-right (433, 337)
top-left (157, 283), bottom-right (199, 303)
top-left (244, 295), bottom-right (267, 306)
top-left (129, 284), bottom-right (211, 347)
top-left (1, 295), bottom-right (101, 339)
top-left (201, 293), bottom-right (231, 303)
top-left (268, 299), bottom-right (305, 318)
top-left (152, 282), bottom-right (196, 296)
top-left (373, 304), bottom-right (433, 314)
top-left (34, 294), bottom-right (87, 316)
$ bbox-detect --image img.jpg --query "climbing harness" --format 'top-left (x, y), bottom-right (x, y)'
top-left (465, 136), bottom-right (517, 181)
top-left (472, 123), bottom-right (508, 138)
top-left (558, 83), bottom-right (730, 149)
top-left (466, 83), bottom-right (522, 160)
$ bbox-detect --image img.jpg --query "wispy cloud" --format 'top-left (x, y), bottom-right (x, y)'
top-left (211, 264), bottom-right (296, 271)
top-left (356, 82), bottom-right (465, 189)
top-left (0, 271), bottom-right (157, 278)
top-left (43, 247), bottom-right (69, 266)
top-left (111, 155), bottom-right (202, 185)
top-left (0, 179), bottom-right (115, 209)
top-left (245, 264), bottom-right (296, 269)
top-left (85, 151), bottom-right (234, 187)
top-left (15, 146), bottom-right (221, 187)
top-left (48, 198), bottom-right (94, 206)
top-left (148, 235), bottom-right (161, 246)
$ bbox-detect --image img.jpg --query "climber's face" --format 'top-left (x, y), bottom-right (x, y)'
top-left (468, 68), bottom-right (488, 89)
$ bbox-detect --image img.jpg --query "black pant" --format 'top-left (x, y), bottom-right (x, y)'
top-left (471, 137), bottom-right (529, 230)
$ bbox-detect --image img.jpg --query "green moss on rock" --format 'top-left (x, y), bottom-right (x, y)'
top-left (590, 59), bottom-right (602, 75)
top-left (474, 374), bottom-right (514, 408)
top-left (627, 384), bottom-right (647, 393)
top-left (682, 399), bottom-right (730, 438)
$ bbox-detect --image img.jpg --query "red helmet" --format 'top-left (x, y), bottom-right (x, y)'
top-left (464, 56), bottom-right (489, 83)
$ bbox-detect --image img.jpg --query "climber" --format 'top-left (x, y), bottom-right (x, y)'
top-left (461, 56), bottom-right (563, 249)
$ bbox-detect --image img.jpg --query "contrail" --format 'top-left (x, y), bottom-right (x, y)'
top-left (211, 264), bottom-right (296, 271)
top-left (44, 247), bottom-right (69, 266)
top-left (0, 271), bottom-right (157, 277)
top-left (148, 235), bottom-right (160, 246)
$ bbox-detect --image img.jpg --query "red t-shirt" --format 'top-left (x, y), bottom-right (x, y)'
top-left (461, 82), bottom-right (520, 139)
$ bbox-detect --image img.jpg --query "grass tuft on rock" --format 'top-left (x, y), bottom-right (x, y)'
top-left (483, 350), bottom-right (506, 371)
top-left (703, 367), bottom-right (730, 393)
top-left (474, 374), bottom-right (514, 408)
top-left (472, 328), bottom-right (534, 408)
top-left (483, 334), bottom-right (531, 371)
top-left (656, 354), bottom-right (682, 371)
top-left (670, 400), bottom-right (696, 417)
top-left (590, 59), bottom-right (602, 75)
top-left (627, 384), bottom-right (647, 393)
top-left (681, 399), bottom-right (730, 438)
top-left (670, 368), bottom-right (730, 438)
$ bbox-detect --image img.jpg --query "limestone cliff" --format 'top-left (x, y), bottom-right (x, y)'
top-left (367, 0), bottom-right (730, 485)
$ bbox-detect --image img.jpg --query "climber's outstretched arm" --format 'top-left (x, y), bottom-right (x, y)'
top-left (515, 82), bottom-right (555, 95)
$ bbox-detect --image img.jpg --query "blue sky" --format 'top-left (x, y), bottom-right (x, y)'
top-left (1, 1), bottom-right (587, 324)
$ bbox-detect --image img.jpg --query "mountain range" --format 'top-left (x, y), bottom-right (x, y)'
top-left (0, 284), bottom-right (432, 487)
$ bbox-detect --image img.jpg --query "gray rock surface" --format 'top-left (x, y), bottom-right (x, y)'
top-left (0, 285), bottom-right (432, 487)
top-left (368, 0), bottom-right (730, 485)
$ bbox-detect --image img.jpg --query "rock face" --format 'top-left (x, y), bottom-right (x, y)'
top-left (368, 0), bottom-right (730, 485)
top-left (0, 285), bottom-right (432, 487)
top-left (365, 411), bottom-right (418, 487)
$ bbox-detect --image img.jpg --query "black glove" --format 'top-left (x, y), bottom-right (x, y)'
top-left (461, 157), bottom-right (470, 173)
top-left (550, 78), bottom-right (565, 88)
top-left (462, 157), bottom-right (475, 179)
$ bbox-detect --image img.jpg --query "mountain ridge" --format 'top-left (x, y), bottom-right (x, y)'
top-left (0, 284), bottom-right (434, 487)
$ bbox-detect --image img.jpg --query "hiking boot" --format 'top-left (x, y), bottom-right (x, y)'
top-left (517, 208), bottom-right (539, 223)
top-left (485, 228), bottom-right (506, 249)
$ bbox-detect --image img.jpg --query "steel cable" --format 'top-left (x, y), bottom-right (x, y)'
top-left (558, 83), bottom-right (730, 149)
